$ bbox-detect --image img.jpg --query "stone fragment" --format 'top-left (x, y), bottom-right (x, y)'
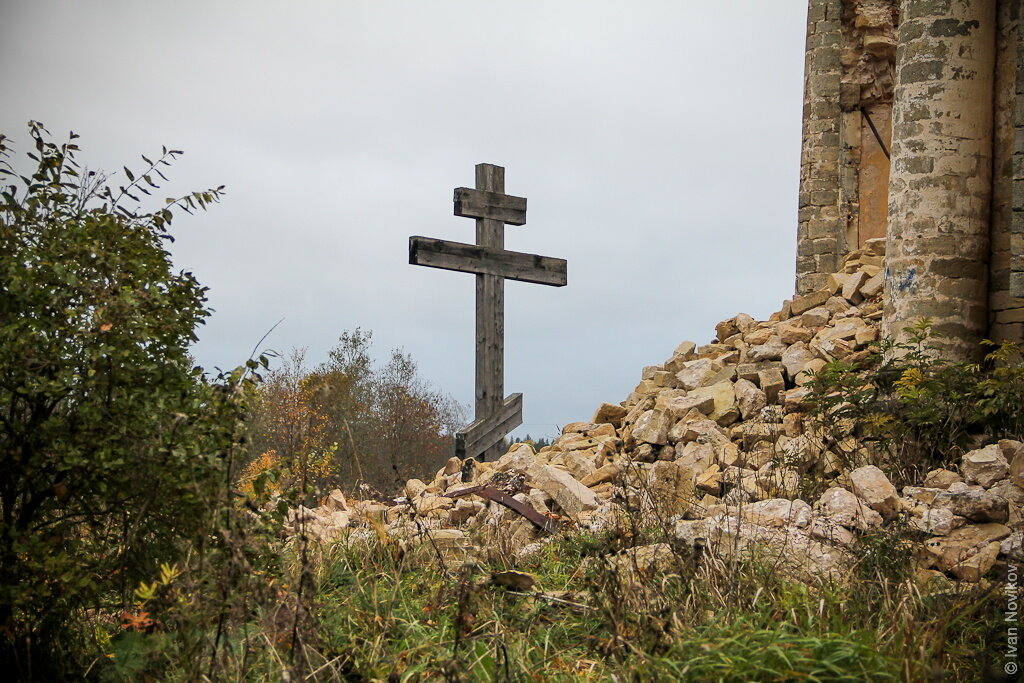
top-left (324, 489), bottom-right (350, 512)
top-left (1002, 439), bottom-right (1024, 488)
top-left (415, 495), bottom-right (454, 514)
top-left (688, 381), bottom-right (739, 426)
top-left (405, 479), bottom-right (428, 499)
top-left (496, 443), bottom-right (538, 473)
top-left (663, 392), bottom-right (716, 419)
top-left (632, 410), bottom-right (672, 445)
top-left (715, 317), bottom-right (740, 342)
top-left (530, 465), bottom-right (599, 517)
top-left (908, 506), bottom-right (960, 535)
top-left (1001, 530), bottom-right (1024, 561)
top-left (962, 444), bottom-right (1009, 488)
top-left (674, 515), bottom-right (850, 581)
top-left (790, 290), bottom-right (831, 316)
top-left (814, 487), bottom-right (882, 530)
top-left (781, 342), bottom-right (818, 383)
top-left (922, 524), bottom-right (1011, 581)
top-left (859, 271), bottom-right (884, 298)
top-left (592, 402), bottom-right (627, 427)
top-left (931, 489), bottom-right (1009, 523)
top-left (450, 498), bottom-right (485, 524)
top-left (747, 336), bottom-right (788, 362)
top-left (734, 378), bottom-right (767, 420)
top-left (783, 387), bottom-right (812, 412)
top-left (923, 469), bottom-right (962, 489)
top-left (849, 465), bottom-right (901, 520)
top-left (580, 463), bottom-right (620, 487)
top-left (740, 498), bottom-right (812, 528)
top-left (695, 464), bottom-right (722, 495)
top-left (841, 271), bottom-right (868, 302)
top-left (648, 460), bottom-right (696, 516)
top-left (801, 307), bottom-right (831, 328)
top-left (758, 368), bottom-right (786, 404)
top-left (778, 321), bottom-right (813, 344)
top-left (675, 358), bottom-right (724, 391)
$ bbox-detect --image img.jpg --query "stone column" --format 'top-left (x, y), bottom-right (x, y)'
top-left (796, 0), bottom-right (845, 294)
top-left (883, 0), bottom-right (997, 360)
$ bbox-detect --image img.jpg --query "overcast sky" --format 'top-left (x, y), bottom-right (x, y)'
top-left (1, 0), bottom-right (807, 440)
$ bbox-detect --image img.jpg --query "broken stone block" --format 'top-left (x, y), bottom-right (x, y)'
top-left (632, 409), bottom-right (672, 446)
top-left (747, 336), bottom-right (788, 362)
top-left (908, 506), bottom-right (960, 535)
top-left (758, 368), bottom-right (786, 404)
top-left (923, 468), bottom-right (963, 489)
top-left (781, 342), bottom-right (818, 384)
top-left (741, 498), bottom-right (812, 528)
top-left (688, 381), bottom-right (739, 426)
top-left (675, 358), bottom-right (724, 391)
top-left (790, 290), bottom-right (831, 316)
top-left (800, 307), bottom-right (831, 328)
top-left (814, 486), bottom-right (883, 530)
top-left (778, 321), bottom-right (813, 344)
top-left (962, 444), bottom-right (1009, 488)
top-left (734, 378), bottom-right (767, 420)
top-left (921, 523), bottom-right (1011, 581)
top-left (530, 465), bottom-right (599, 517)
top-left (931, 488), bottom-right (1009, 523)
top-left (580, 462), bottom-right (620, 487)
top-left (592, 402), bottom-right (627, 426)
top-left (841, 271), bottom-right (868, 302)
top-left (849, 465), bottom-right (901, 520)
top-left (662, 392), bottom-right (716, 419)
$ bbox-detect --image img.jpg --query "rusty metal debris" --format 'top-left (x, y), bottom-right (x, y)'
top-left (448, 484), bottom-right (565, 535)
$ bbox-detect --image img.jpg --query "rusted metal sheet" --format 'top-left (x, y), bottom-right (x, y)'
top-left (448, 484), bottom-right (565, 535)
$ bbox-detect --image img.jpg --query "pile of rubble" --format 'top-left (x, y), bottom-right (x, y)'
top-left (289, 238), bottom-right (1023, 586)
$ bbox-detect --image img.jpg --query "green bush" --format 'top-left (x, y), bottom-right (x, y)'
top-left (805, 320), bottom-right (1024, 480)
top-left (0, 122), bottom-right (260, 677)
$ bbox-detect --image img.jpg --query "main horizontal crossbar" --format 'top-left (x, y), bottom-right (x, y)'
top-left (454, 187), bottom-right (527, 225)
top-left (409, 237), bottom-right (567, 287)
top-left (455, 393), bottom-right (523, 460)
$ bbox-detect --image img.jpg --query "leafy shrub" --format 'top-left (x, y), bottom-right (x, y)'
top-left (805, 320), bottom-right (1024, 480)
top-left (0, 122), bottom-right (269, 678)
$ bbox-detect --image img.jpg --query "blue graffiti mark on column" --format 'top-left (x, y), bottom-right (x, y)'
top-left (884, 266), bottom-right (916, 293)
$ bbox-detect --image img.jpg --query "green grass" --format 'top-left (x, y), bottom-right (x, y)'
top-left (288, 525), bottom-right (1004, 681)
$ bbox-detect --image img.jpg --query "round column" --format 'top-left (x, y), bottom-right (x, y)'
top-left (883, 0), bottom-right (996, 360)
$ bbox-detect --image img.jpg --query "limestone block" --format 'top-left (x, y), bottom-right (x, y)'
top-left (961, 444), bottom-right (1009, 488)
top-left (734, 378), bottom-right (767, 420)
top-left (801, 307), bottom-right (832, 328)
top-left (790, 290), bottom-right (831, 316)
top-left (747, 336), bottom-right (789, 362)
top-left (675, 358), bottom-right (724, 391)
top-left (530, 465), bottom-right (599, 517)
top-left (850, 465), bottom-right (901, 520)
top-left (781, 342), bottom-right (818, 383)
top-left (632, 409), bottom-right (672, 445)
top-left (931, 489), bottom-right (1009, 523)
top-left (758, 368), bottom-right (786, 404)
top-left (778, 321), bottom-right (814, 344)
top-left (688, 381), bottom-right (739, 426)
top-left (814, 486), bottom-right (883, 530)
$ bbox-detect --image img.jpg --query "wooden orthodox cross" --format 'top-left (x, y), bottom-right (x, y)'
top-left (410, 163), bottom-right (567, 461)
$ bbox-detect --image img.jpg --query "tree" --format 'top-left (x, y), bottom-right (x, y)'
top-left (245, 330), bottom-right (465, 497)
top-left (0, 122), bottom-right (248, 675)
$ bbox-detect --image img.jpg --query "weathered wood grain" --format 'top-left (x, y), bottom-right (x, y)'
top-left (455, 393), bottom-right (523, 461)
top-left (409, 162), bottom-right (566, 461)
top-left (408, 237), bottom-right (568, 286)
top-left (454, 187), bottom-right (527, 225)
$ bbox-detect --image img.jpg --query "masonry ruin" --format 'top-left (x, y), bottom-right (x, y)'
top-left (796, 0), bottom-right (1024, 359)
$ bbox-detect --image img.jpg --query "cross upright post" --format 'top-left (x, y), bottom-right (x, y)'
top-left (409, 163), bottom-right (567, 461)
top-left (474, 164), bottom-right (507, 461)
